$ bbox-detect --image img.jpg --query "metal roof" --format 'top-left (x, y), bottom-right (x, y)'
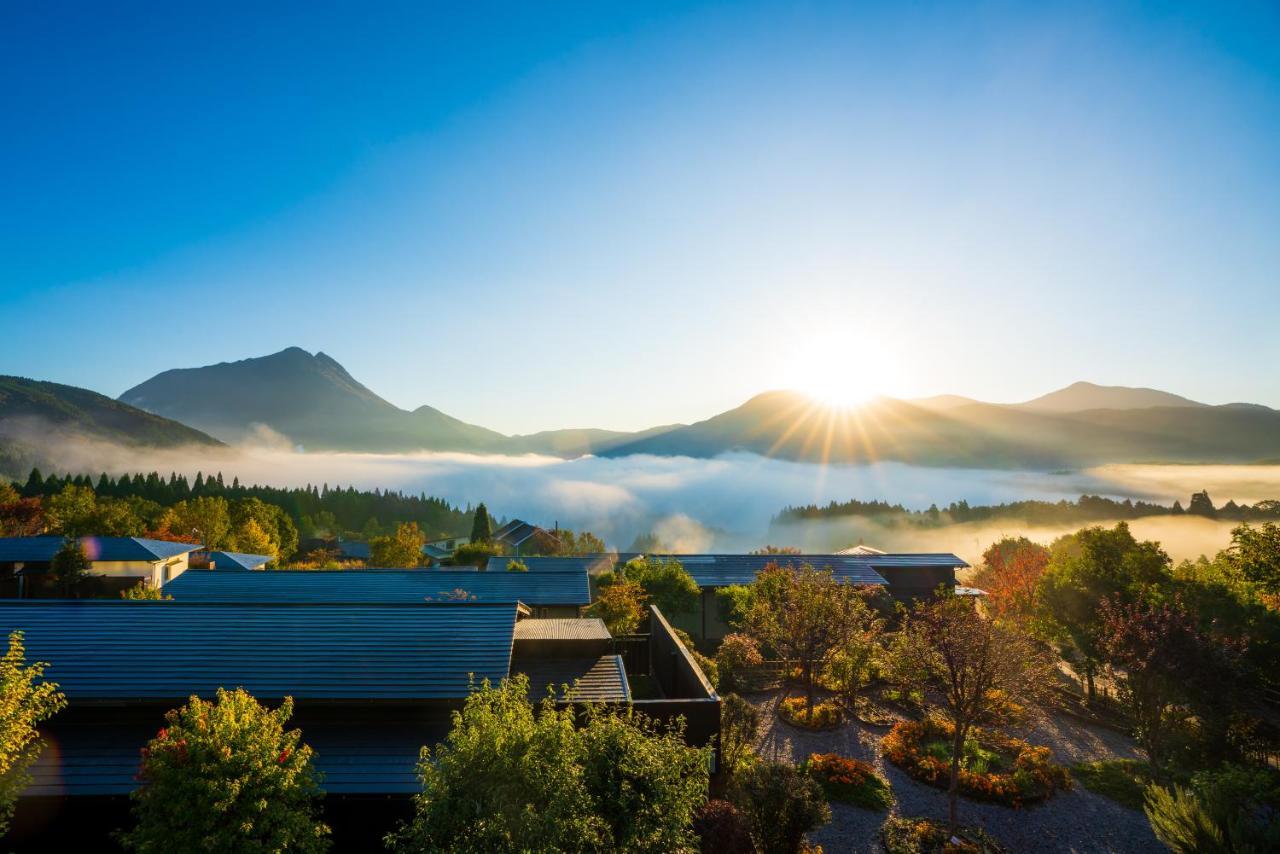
top-left (495, 522), bottom-right (542, 547)
top-left (204, 550), bottom-right (272, 571)
top-left (513, 618), bottom-right (611, 642)
top-left (0, 536), bottom-right (200, 564)
top-left (163, 568), bottom-right (590, 606)
top-left (0, 600), bottom-right (517, 701)
top-left (834, 544), bottom-right (887, 556)
top-left (519, 655), bottom-right (630, 702)
top-left (484, 555), bottom-right (617, 574)
top-left (27, 721), bottom-right (452, 797)
top-left (643, 554), bottom-right (892, 588)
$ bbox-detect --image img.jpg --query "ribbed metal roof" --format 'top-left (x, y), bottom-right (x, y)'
top-left (0, 600), bottom-right (517, 701)
top-left (204, 550), bottom-right (272, 571)
top-left (519, 655), bottom-right (630, 702)
top-left (513, 618), bottom-right (612, 641)
top-left (483, 555), bottom-right (617, 574)
top-left (27, 721), bottom-right (451, 796)
top-left (643, 554), bottom-right (892, 587)
top-left (163, 568), bottom-right (590, 606)
top-left (0, 536), bottom-right (200, 563)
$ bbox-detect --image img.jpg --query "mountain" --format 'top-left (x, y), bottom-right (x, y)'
top-left (600, 390), bottom-right (1280, 468)
top-left (120, 348), bottom-right (508, 453)
top-left (0, 376), bottom-right (223, 476)
top-left (1017, 381), bottom-right (1206, 412)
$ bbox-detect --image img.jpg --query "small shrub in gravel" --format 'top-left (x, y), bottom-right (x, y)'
top-left (801, 752), bottom-right (893, 811)
top-left (882, 816), bottom-right (1008, 854)
top-left (693, 799), bottom-right (754, 854)
top-left (731, 761), bottom-right (831, 854)
top-left (779, 696), bottom-right (841, 730)
top-left (716, 633), bottom-right (764, 693)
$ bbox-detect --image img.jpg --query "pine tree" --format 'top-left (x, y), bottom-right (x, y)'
top-left (470, 503), bottom-right (493, 543)
top-left (22, 468), bottom-right (43, 497)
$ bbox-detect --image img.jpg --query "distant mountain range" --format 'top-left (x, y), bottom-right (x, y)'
top-left (3, 348), bottom-right (1278, 469)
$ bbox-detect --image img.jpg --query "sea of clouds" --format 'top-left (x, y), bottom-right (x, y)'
top-left (9, 418), bottom-right (1278, 564)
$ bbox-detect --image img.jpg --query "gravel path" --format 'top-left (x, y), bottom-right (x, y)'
top-left (744, 692), bottom-right (1165, 854)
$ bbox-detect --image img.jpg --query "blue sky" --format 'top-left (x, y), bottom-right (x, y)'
top-left (3, 1), bottom-right (1278, 433)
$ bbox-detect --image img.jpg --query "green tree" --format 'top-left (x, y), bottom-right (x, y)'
top-left (621, 557), bottom-right (700, 619)
top-left (745, 563), bottom-right (867, 717)
top-left (1223, 522), bottom-right (1280, 597)
top-left (50, 537), bottom-right (91, 597)
top-left (895, 592), bottom-right (1057, 835)
top-left (470, 503), bottom-right (493, 543)
top-left (121, 688), bottom-right (329, 853)
top-left (158, 496), bottom-right (233, 549)
top-left (234, 517), bottom-right (276, 558)
top-left (387, 675), bottom-right (708, 853)
top-left (448, 540), bottom-right (501, 568)
top-left (1038, 523), bottom-right (1171, 701)
top-left (0, 631), bottom-right (67, 835)
top-left (45, 483), bottom-right (98, 535)
top-left (369, 521), bottom-right (427, 568)
top-left (587, 578), bottom-right (648, 635)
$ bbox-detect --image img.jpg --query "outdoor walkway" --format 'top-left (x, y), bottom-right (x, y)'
top-left (745, 692), bottom-right (1165, 854)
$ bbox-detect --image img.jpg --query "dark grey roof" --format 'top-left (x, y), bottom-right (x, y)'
top-left (483, 555), bottom-right (617, 574)
top-left (336, 541), bottom-right (371, 560)
top-left (644, 554), bottom-right (892, 587)
top-left (163, 568), bottom-right (590, 606)
top-left (491, 519), bottom-right (526, 540)
top-left (496, 522), bottom-right (542, 547)
top-left (519, 655), bottom-right (630, 702)
top-left (513, 618), bottom-right (611, 642)
top-left (26, 721), bottom-right (451, 797)
top-left (0, 536), bottom-right (200, 564)
top-left (204, 550), bottom-right (272, 571)
top-left (0, 600), bottom-right (517, 701)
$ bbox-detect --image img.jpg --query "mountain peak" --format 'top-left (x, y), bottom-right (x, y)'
top-left (1017, 381), bottom-right (1206, 412)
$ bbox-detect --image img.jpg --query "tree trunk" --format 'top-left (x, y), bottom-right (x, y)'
top-left (804, 664), bottom-right (815, 720)
top-left (1084, 668), bottom-right (1096, 705)
top-left (949, 724), bottom-right (964, 837)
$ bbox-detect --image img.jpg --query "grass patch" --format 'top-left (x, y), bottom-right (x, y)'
top-left (1071, 759), bottom-right (1154, 810)
top-left (802, 753), bottom-right (894, 811)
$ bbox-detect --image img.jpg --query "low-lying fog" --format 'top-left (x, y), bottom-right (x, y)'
top-left (16, 425), bottom-right (1280, 564)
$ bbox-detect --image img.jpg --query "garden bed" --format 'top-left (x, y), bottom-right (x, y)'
top-left (801, 752), bottom-right (893, 810)
top-left (882, 817), bottom-right (1008, 854)
top-left (882, 717), bottom-right (1070, 806)
top-left (778, 696), bottom-right (842, 731)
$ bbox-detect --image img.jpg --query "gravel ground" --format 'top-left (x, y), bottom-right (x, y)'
top-left (744, 692), bottom-right (1165, 854)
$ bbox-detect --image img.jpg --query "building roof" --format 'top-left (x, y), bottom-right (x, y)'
top-left (26, 721), bottom-right (451, 797)
top-left (163, 568), bottom-right (591, 606)
top-left (0, 600), bottom-right (518, 702)
top-left (494, 521), bottom-right (543, 547)
top-left (336, 541), bottom-right (371, 560)
top-left (834, 544), bottom-right (887, 556)
top-left (483, 555), bottom-right (617, 574)
top-left (204, 550), bottom-right (272, 571)
top-left (513, 618), bottom-right (612, 642)
top-left (519, 655), bottom-right (630, 702)
top-left (644, 554), bottom-right (892, 588)
top-left (0, 536), bottom-right (200, 564)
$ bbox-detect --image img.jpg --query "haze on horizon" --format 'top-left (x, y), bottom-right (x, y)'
top-left (3, 2), bottom-right (1279, 433)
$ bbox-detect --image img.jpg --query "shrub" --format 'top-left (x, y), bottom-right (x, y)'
top-left (121, 688), bottom-right (330, 852)
top-left (719, 694), bottom-right (760, 780)
top-left (448, 540), bottom-right (501, 568)
top-left (0, 632), bottom-right (67, 836)
top-left (882, 717), bottom-right (1069, 807)
top-left (693, 799), bottom-right (755, 854)
top-left (587, 577), bottom-right (647, 635)
top-left (731, 761), bottom-right (831, 854)
top-left (120, 581), bottom-right (171, 600)
top-left (802, 752), bottom-right (893, 811)
top-left (1071, 759), bottom-right (1154, 810)
top-left (1144, 764), bottom-right (1280, 853)
top-left (779, 696), bottom-right (841, 731)
top-left (882, 817), bottom-right (1007, 854)
top-left (716, 633), bottom-right (764, 693)
top-left (506, 559), bottom-right (528, 572)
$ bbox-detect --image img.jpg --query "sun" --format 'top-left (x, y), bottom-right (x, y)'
top-left (796, 371), bottom-right (879, 409)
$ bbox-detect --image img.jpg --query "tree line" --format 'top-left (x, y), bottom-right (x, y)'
top-left (775, 490), bottom-right (1280, 528)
